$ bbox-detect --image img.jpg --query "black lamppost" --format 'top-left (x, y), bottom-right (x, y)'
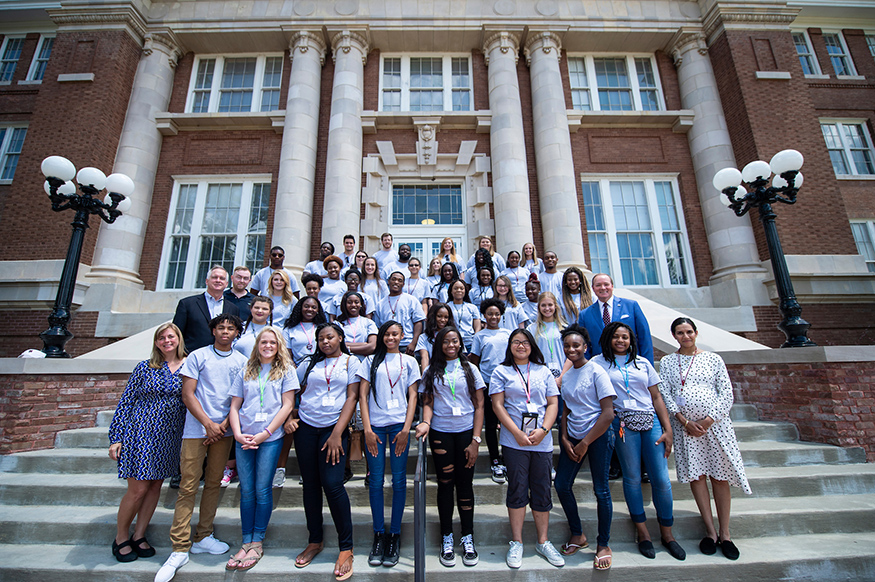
top-left (39, 155), bottom-right (134, 358)
top-left (713, 149), bottom-right (816, 348)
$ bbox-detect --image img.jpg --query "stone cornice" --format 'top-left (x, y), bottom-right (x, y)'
top-left (666, 28), bottom-right (708, 68)
top-left (143, 30), bottom-right (182, 69)
top-left (523, 31), bottom-right (561, 67)
top-left (702, 2), bottom-right (800, 44)
top-left (331, 30), bottom-right (369, 66)
top-left (482, 31), bottom-right (521, 66)
top-left (290, 31), bottom-right (328, 66)
top-left (47, 5), bottom-right (148, 44)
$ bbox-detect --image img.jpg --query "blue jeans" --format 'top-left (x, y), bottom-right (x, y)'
top-left (235, 438), bottom-right (283, 543)
top-left (554, 426), bottom-right (615, 547)
top-left (611, 414), bottom-right (674, 526)
top-left (365, 422), bottom-right (410, 535)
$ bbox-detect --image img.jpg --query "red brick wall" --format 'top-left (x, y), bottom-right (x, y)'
top-left (0, 311), bottom-right (109, 358)
top-left (739, 304), bottom-right (875, 348)
top-left (0, 30), bottom-right (141, 263)
top-left (728, 359), bottom-right (875, 461)
top-left (0, 370), bottom-right (128, 454)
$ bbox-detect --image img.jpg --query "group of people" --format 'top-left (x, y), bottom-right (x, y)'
top-left (107, 234), bottom-right (751, 582)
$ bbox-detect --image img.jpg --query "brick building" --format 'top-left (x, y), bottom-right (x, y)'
top-left (0, 0), bottom-right (873, 356)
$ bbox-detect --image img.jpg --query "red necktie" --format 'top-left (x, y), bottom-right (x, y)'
top-left (603, 303), bottom-right (610, 326)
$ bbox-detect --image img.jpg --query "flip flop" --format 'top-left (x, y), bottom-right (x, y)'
top-left (560, 540), bottom-right (589, 555)
top-left (593, 552), bottom-right (612, 570)
top-left (295, 543), bottom-right (324, 568)
top-left (335, 551), bottom-right (354, 581)
top-left (237, 543), bottom-right (263, 572)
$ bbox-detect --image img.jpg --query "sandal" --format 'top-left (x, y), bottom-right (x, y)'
top-left (295, 542), bottom-right (324, 568)
top-left (593, 551), bottom-right (612, 570)
top-left (111, 538), bottom-right (138, 563)
top-left (130, 536), bottom-right (156, 558)
top-left (560, 540), bottom-right (589, 555)
top-left (334, 550), bottom-right (354, 581)
top-left (226, 545), bottom-right (249, 570)
top-left (237, 542), bottom-right (263, 572)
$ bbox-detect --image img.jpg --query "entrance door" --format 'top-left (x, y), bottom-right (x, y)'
top-left (394, 236), bottom-right (465, 268)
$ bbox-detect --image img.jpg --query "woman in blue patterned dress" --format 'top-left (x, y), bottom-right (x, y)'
top-left (108, 323), bottom-right (187, 562)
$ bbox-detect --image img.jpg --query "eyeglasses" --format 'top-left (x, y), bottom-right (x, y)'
top-left (270, 252), bottom-right (284, 258)
top-left (511, 340), bottom-right (531, 347)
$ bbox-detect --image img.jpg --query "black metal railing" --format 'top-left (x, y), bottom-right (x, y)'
top-left (414, 435), bottom-right (427, 582)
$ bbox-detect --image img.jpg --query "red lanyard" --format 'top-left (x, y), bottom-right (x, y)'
top-left (514, 362), bottom-right (532, 402)
top-left (324, 356), bottom-right (342, 391)
top-left (301, 322), bottom-right (314, 349)
top-left (388, 295), bottom-right (400, 316)
top-left (384, 355), bottom-right (403, 397)
top-left (348, 317), bottom-right (361, 342)
top-left (406, 279), bottom-right (419, 295)
top-left (678, 352), bottom-right (697, 387)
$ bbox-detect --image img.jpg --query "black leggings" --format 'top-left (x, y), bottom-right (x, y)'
top-left (429, 428), bottom-right (475, 537)
top-left (483, 390), bottom-right (501, 465)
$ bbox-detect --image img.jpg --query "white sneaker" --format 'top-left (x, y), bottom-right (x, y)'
top-left (190, 534), bottom-right (229, 555)
top-left (273, 467), bottom-right (286, 488)
top-left (536, 540), bottom-right (565, 567)
top-left (220, 467), bottom-right (236, 488)
top-left (506, 540), bottom-right (523, 569)
top-left (154, 552), bottom-right (188, 582)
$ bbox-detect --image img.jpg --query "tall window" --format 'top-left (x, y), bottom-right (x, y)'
top-left (0, 126), bottom-right (27, 182)
top-left (186, 55), bottom-right (284, 113)
top-left (160, 179), bottom-right (270, 290)
top-left (851, 222), bottom-right (875, 272)
top-left (0, 37), bottom-right (24, 82)
top-left (581, 177), bottom-right (691, 286)
top-left (567, 55), bottom-right (664, 112)
top-left (867, 35), bottom-right (875, 59)
top-left (792, 32), bottom-right (819, 75)
top-left (822, 33), bottom-right (855, 77)
top-left (379, 55), bottom-right (472, 112)
top-left (26, 36), bottom-right (54, 81)
top-left (821, 121), bottom-right (875, 176)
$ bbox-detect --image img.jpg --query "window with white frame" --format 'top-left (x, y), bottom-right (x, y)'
top-left (379, 55), bottom-right (472, 112)
top-left (186, 55), bottom-right (283, 113)
top-left (867, 35), bottom-right (875, 59)
top-left (822, 33), bottom-right (856, 76)
top-left (851, 221), bottom-right (875, 272)
top-left (792, 32), bottom-right (820, 75)
top-left (160, 179), bottom-right (270, 290)
top-left (567, 55), bottom-right (664, 112)
top-left (0, 37), bottom-right (24, 83)
top-left (26, 35), bottom-right (53, 81)
top-left (581, 177), bottom-right (691, 287)
top-left (0, 126), bottom-right (27, 182)
top-left (821, 121), bottom-right (875, 176)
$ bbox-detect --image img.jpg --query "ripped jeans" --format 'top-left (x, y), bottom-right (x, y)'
top-left (428, 428), bottom-right (475, 537)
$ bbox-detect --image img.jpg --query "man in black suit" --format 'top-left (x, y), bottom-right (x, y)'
top-left (172, 266), bottom-right (240, 353)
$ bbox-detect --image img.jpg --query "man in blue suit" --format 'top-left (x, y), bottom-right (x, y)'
top-left (579, 273), bottom-right (654, 364)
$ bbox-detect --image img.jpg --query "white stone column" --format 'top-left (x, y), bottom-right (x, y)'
top-left (482, 31), bottom-right (534, 256)
top-left (670, 30), bottom-right (768, 306)
top-left (274, 31), bottom-right (326, 271)
top-left (525, 32), bottom-right (586, 269)
top-left (88, 33), bottom-right (180, 286)
top-left (321, 30), bottom-right (368, 248)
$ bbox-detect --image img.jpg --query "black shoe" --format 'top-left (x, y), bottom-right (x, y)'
top-left (638, 540), bottom-right (655, 559)
top-left (383, 533), bottom-right (400, 567)
top-left (368, 532), bottom-right (385, 566)
top-left (131, 537), bottom-right (156, 558)
top-left (608, 467), bottom-right (622, 480)
top-left (169, 474), bottom-right (181, 489)
top-left (112, 539), bottom-right (138, 563)
top-left (662, 538), bottom-right (686, 561)
top-left (699, 536), bottom-right (718, 555)
top-left (719, 539), bottom-right (740, 560)
top-left (641, 471), bottom-right (650, 484)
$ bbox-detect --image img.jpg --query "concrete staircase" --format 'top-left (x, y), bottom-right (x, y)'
top-left (1, 405), bottom-right (874, 581)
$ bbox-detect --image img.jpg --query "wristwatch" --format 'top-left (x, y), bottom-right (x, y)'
top-left (472, 436), bottom-right (482, 443)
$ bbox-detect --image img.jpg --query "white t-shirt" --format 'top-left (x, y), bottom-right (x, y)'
top-left (179, 346), bottom-right (248, 439)
top-left (498, 302), bottom-right (529, 331)
top-left (339, 315), bottom-right (379, 345)
top-left (562, 362), bottom-right (616, 440)
top-left (447, 301), bottom-right (480, 344)
top-left (524, 258), bottom-right (544, 273)
top-left (361, 278), bottom-right (389, 305)
top-left (419, 359), bottom-right (486, 433)
top-left (303, 260), bottom-right (328, 277)
top-left (539, 271), bottom-right (563, 298)
top-left (415, 334), bottom-right (437, 358)
top-left (251, 266), bottom-right (300, 295)
top-left (356, 353), bottom-right (420, 427)
top-left (560, 293), bottom-right (583, 325)
top-left (469, 284), bottom-right (494, 306)
top-left (489, 363), bottom-right (559, 452)
top-left (590, 354), bottom-right (661, 414)
top-left (233, 322), bottom-right (268, 358)
top-left (374, 293), bottom-right (426, 346)
top-left (429, 280), bottom-right (452, 304)
top-left (470, 327), bottom-right (511, 384)
top-left (296, 354), bottom-right (361, 428)
top-left (319, 278), bottom-right (347, 304)
top-left (501, 266), bottom-right (532, 302)
top-left (230, 363), bottom-right (299, 442)
top-left (381, 261), bottom-right (413, 281)
top-left (467, 253), bottom-right (506, 273)
top-left (373, 249), bottom-right (398, 271)
top-left (527, 321), bottom-right (565, 374)
top-left (329, 290), bottom-right (375, 317)
top-left (402, 277), bottom-right (429, 303)
top-left (270, 295), bottom-right (295, 328)
top-left (283, 322), bottom-right (319, 365)
top-left (521, 301), bottom-right (539, 325)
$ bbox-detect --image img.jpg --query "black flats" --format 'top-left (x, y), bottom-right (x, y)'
top-left (719, 539), bottom-right (740, 560)
top-left (700, 536), bottom-right (718, 555)
top-left (132, 537), bottom-right (156, 558)
top-left (637, 540), bottom-right (655, 559)
top-left (700, 536), bottom-right (740, 560)
top-left (661, 538), bottom-right (687, 561)
top-left (112, 539), bottom-right (138, 563)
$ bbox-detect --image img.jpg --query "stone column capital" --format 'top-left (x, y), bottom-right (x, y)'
top-left (290, 31), bottom-right (327, 66)
top-left (143, 31), bottom-right (182, 69)
top-left (482, 31), bottom-right (521, 66)
top-left (331, 30), bottom-right (369, 66)
top-left (667, 28), bottom-right (708, 68)
top-left (524, 31), bottom-right (562, 67)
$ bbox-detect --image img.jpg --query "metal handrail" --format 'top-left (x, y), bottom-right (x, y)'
top-left (413, 435), bottom-right (427, 582)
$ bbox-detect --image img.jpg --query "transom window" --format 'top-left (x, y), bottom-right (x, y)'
top-left (379, 55), bottom-right (472, 112)
top-left (851, 221), bottom-right (875, 273)
top-left (392, 184), bottom-right (463, 225)
top-left (0, 37), bottom-right (24, 83)
top-left (567, 55), bottom-right (664, 112)
top-left (582, 177), bottom-right (691, 287)
top-left (821, 121), bottom-right (875, 176)
top-left (160, 178), bottom-right (270, 290)
top-left (0, 126), bottom-right (27, 182)
top-left (822, 33), bottom-right (855, 77)
top-left (26, 35), bottom-right (54, 81)
top-left (792, 32), bottom-right (820, 75)
top-left (186, 55), bottom-right (283, 113)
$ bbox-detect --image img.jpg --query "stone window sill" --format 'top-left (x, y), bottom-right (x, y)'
top-left (567, 110), bottom-right (695, 133)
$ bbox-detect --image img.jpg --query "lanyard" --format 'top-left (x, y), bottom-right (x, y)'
top-left (446, 360), bottom-right (461, 402)
top-left (348, 316), bottom-right (361, 342)
top-left (678, 352), bottom-right (698, 387)
top-left (324, 356), bottom-right (342, 392)
top-left (619, 357), bottom-right (634, 398)
top-left (513, 362), bottom-right (532, 402)
top-left (384, 354), bottom-right (404, 397)
top-left (544, 322), bottom-right (558, 362)
top-left (257, 367), bottom-right (268, 407)
top-left (300, 322), bottom-right (314, 350)
top-left (387, 295), bottom-right (400, 317)
top-left (452, 302), bottom-right (465, 323)
top-left (406, 278), bottom-right (419, 295)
